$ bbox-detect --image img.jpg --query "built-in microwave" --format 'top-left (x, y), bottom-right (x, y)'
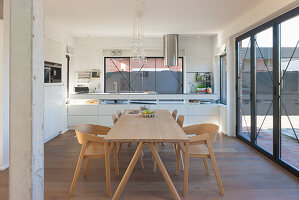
top-left (44, 61), bottom-right (62, 83)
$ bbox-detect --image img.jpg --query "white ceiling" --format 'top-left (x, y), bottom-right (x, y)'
top-left (45, 0), bottom-right (263, 37)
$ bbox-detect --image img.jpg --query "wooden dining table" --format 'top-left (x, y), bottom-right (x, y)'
top-left (103, 109), bottom-right (190, 200)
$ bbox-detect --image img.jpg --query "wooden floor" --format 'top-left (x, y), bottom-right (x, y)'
top-left (0, 131), bottom-right (298, 200)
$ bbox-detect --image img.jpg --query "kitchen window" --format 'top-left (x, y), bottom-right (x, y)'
top-left (220, 54), bottom-right (227, 104)
top-left (104, 57), bottom-right (183, 94)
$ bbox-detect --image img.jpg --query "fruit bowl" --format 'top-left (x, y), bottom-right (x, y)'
top-left (142, 110), bottom-right (156, 118)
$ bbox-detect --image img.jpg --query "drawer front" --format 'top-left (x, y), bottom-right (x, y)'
top-left (128, 104), bottom-right (158, 110)
top-left (98, 104), bottom-right (129, 116)
top-left (158, 94), bottom-right (184, 100)
top-left (98, 94), bottom-right (129, 100)
top-left (188, 104), bottom-right (219, 116)
top-left (158, 104), bottom-right (187, 115)
top-left (68, 116), bottom-right (99, 127)
top-left (99, 116), bottom-right (114, 127)
top-left (188, 116), bottom-right (220, 126)
top-left (68, 105), bottom-right (98, 116)
top-left (129, 94), bottom-right (158, 100)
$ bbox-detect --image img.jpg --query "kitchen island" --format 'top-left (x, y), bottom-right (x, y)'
top-left (68, 93), bottom-right (221, 128)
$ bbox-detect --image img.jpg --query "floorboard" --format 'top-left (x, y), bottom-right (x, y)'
top-left (0, 131), bottom-right (298, 200)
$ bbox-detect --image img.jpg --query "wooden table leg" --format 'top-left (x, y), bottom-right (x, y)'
top-left (104, 142), bottom-right (111, 197)
top-left (183, 142), bottom-right (190, 196)
top-left (114, 142), bottom-right (119, 176)
top-left (147, 143), bottom-right (181, 200)
top-left (112, 142), bottom-right (144, 200)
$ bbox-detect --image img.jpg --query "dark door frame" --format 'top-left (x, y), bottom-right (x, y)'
top-left (235, 7), bottom-right (299, 177)
top-left (66, 55), bottom-right (70, 98)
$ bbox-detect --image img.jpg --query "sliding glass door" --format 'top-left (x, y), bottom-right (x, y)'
top-left (280, 15), bottom-right (299, 170)
top-left (236, 7), bottom-right (299, 176)
top-left (255, 27), bottom-right (274, 154)
top-left (237, 37), bottom-right (251, 141)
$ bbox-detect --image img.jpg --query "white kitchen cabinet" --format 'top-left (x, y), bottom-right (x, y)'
top-left (98, 116), bottom-right (114, 127)
top-left (68, 105), bottom-right (98, 116)
top-left (50, 40), bottom-right (63, 64)
top-left (98, 104), bottom-right (128, 116)
top-left (68, 116), bottom-right (99, 127)
top-left (44, 37), bottom-right (63, 64)
top-left (188, 115), bottom-right (220, 125)
top-left (44, 85), bottom-right (64, 142)
top-left (128, 104), bottom-right (158, 110)
top-left (44, 87), bottom-right (50, 141)
top-left (188, 104), bottom-right (219, 116)
top-left (158, 104), bottom-right (187, 115)
top-left (44, 38), bottom-right (50, 62)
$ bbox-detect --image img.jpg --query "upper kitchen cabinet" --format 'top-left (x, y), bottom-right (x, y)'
top-left (44, 37), bottom-right (64, 64)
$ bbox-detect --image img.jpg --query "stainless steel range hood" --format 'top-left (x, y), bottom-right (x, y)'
top-left (163, 34), bottom-right (178, 66)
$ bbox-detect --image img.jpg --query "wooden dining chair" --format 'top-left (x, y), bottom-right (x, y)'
top-left (177, 123), bottom-right (224, 195)
top-left (172, 109), bottom-right (178, 120)
top-left (69, 124), bottom-right (118, 197)
top-left (117, 110), bottom-right (122, 118)
top-left (112, 114), bottom-right (118, 124)
top-left (112, 113), bottom-right (144, 169)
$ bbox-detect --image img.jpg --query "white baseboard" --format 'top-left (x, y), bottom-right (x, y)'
top-left (61, 128), bottom-right (69, 134)
top-left (0, 164), bottom-right (9, 170)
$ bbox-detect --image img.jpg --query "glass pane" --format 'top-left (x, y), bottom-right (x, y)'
top-left (220, 55), bottom-right (227, 104)
top-left (105, 58), bottom-right (130, 93)
top-left (255, 27), bottom-right (274, 154)
top-left (280, 15), bottom-right (299, 169)
top-left (130, 58), bottom-right (156, 92)
top-left (238, 37), bottom-right (251, 141)
top-left (156, 58), bottom-right (183, 94)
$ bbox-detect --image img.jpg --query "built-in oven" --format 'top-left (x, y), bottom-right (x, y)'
top-left (44, 61), bottom-right (62, 83)
top-left (44, 66), bottom-right (51, 83)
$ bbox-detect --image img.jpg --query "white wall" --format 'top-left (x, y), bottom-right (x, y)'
top-left (215, 0), bottom-right (298, 137)
top-left (70, 35), bottom-right (216, 94)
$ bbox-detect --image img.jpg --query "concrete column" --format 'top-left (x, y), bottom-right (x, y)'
top-left (8, 0), bottom-right (44, 199)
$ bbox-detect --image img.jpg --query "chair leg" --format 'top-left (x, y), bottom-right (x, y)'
top-left (207, 140), bottom-right (224, 195)
top-left (173, 143), bottom-right (177, 151)
top-left (180, 150), bottom-right (184, 171)
top-left (114, 144), bottom-right (119, 176)
top-left (203, 158), bottom-right (210, 175)
top-left (104, 143), bottom-right (111, 197)
top-left (69, 142), bottom-right (87, 196)
top-left (83, 158), bottom-right (91, 177)
top-left (117, 143), bottom-right (122, 159)
top-left (153, 143), bottom-right (159, 172)
top-left (175, 143), bottom-right (180, 175)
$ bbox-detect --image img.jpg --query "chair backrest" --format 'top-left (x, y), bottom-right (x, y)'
top-left (112, 114), bottom-right (118, 124)
top-left (183, 123), bottom-right (219, 143)
top-left (74, 124), bottom-right (103, 144)
top-left (177, 115), bottom-right (184, 128)
top-left (172, 109), bottom-right (178, 120)
top-left (117, 110), bottom-right (122, 118)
